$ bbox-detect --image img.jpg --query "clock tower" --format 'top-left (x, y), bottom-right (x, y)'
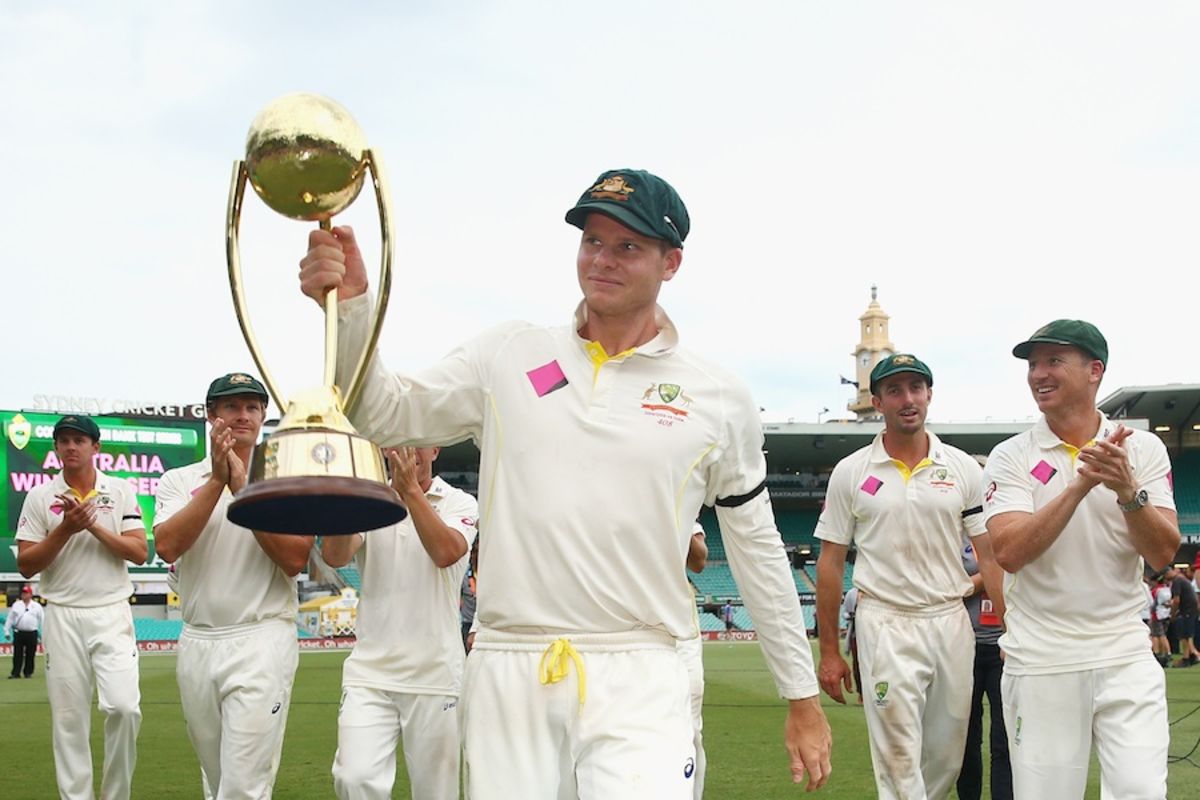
top-left (848, 285), bottom-right (895, 420)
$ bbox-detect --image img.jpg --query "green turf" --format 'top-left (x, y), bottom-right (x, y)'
top-left (4, 642), bottom-right (1200, 798)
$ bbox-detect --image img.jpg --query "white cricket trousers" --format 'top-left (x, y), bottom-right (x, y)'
top-left (44, 601), bottom-right (141, 800)
top-left (464, 629), bottom-right (695, 800)
top-left (1001, 657), bottom-right (1167, 799)
top-left (177, 618), bottom-right (299, 800)
top-left (332, 686), bottom-right (461, 800)
top-left (856, 595), bottom-right (973, 800)
top-left (677, 636), bottom-right (706, 800)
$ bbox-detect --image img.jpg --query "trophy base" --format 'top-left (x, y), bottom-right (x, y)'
top-left (228, 475), bottom-right (407, 535)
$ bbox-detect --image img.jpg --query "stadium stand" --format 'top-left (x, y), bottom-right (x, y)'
top-left (336, 565), bottom-right (363, 591)
top-left (732, 606), bottom-right (755, 631)
top-left (697, 612), bottom-right (726, 633)
top-left (689, 564), bottom-right (740, 601)
top-left (1173, 451), bottom-right (1200, 534)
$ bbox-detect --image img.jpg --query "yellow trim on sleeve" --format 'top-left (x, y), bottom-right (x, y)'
top-left (539, 638), bottom-right (586, 711)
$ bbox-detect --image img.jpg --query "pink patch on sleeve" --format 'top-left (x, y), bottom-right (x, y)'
top-left (1030, 460), bottom-right (1057, 485)
top-left (526, 360), bottom-right (569, 397)
top-left (49, 503), bottom-right (64, 516)
top-left (190, 487), bottom-right (202, 497)
top-left (1168, 471), bottom-right (1174, 492)
top-left (860, 476), bottom-right (883, 496)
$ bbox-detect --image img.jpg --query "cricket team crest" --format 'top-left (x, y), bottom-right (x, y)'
top-left (7, 413), bottom-right (31, 450)
top-left (874, 681), bottom-right (890, 707)
top-left (589, 175), bottom-right (635, 201)
top-left (930, 466), bottom-right (956, 490)
top-left (640, 382), bottom-right (694, 427)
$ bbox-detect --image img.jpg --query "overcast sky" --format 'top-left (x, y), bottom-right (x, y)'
top-left (3, 2), bottom-right (1197, 426)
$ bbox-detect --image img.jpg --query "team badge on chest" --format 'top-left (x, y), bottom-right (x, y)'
top-left (639, 382), bottom-right (694, 427)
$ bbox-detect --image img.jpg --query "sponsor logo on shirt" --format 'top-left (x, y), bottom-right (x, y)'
top-left (684, 757), bottom-right (695, 779)
top-left (640, 383), bottom-right (693, 427)
top-left (985, 481), bottom-right (997, 504)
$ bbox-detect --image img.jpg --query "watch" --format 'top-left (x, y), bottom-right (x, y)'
top-left (1119, 488), bottom-right (1149, 513)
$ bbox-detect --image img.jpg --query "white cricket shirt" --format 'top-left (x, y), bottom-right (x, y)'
top-left (15, 471), bottom-right (142, 607)
top-left (343, 475), bottom-right (478, 695)
top-left (336, 294), bottom-right (818, 699)
top-left (816, 431), bottom-right (986, 609)
top-left (983, 412), bottom-right (1175, 675)
top-left (155, 458), bottom-right (298, 629)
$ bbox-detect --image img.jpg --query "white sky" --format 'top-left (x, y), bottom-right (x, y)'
top-left (3, 2), bottom-right (1197, 425)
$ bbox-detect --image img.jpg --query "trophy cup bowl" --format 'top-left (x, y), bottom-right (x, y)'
top-left (224, 93), bottom-right (406, 535)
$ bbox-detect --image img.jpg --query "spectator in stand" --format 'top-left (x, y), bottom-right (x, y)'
top-left (1149, 572), bottom-right (1173, 668)
top-left (6, 585), bottom-right (44, 678)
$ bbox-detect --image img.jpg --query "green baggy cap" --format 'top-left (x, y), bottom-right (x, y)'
top-left (870, 353), bottom-right (934, 394)
top-left (1012, 320), bottom-right (1108, 366)
top-left (53, 415), bottom-right (101, 441)
top-left (565, 169), bottom-right (690, 248)
top-left (206, 373), bottom-right (269, 403)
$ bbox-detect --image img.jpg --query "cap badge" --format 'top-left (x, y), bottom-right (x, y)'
top-left (229, 374), bottom-right (252, 384)
top-left (589, 175), bottom-right (635, 202)
top-left (893, 355), bottom-right (915, 365)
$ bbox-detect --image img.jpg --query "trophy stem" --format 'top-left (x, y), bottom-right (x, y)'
top-left (319, 218), bottom-right (339, 390)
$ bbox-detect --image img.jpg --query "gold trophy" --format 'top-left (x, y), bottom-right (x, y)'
top-left (224, 92), bottom-right (406, 535)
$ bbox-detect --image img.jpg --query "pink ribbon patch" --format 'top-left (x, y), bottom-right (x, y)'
top-left (526, 360), bottom-right (568, 398)
top-left (49, 503), bottom-right (64, 516)
top-left (860, 476), bottom-right (883, 496)
top-left (1031, 460), bottom-right (1057, 485)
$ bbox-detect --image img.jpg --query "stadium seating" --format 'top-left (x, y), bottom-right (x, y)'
top-left (1173, 451), bottom-right (1200, 534)
top-left (336, 565), bottom-right (363, 591)
top-left (689, 564), bottom-right (740, 601)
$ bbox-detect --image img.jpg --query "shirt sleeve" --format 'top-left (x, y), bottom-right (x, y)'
top-left (438, 489), bottom-right (480, 549)
top-left (152, 469), bottom-right (190, 529)
top-left (983, 439), bottom-right (1035, 523)
top-left (960, 455), bottom-right (987, 537)
top-left (335, 293), bottom-right (492, 448)
top-left (1134, 432), bottom-right (1176, 511)
top-left (704, 379), bottom-right (766, 507)
top-left (118, 483), bottom-right (145, 535)
top-left (14, 489), bottom-right (49, 544)
top-left (706, 379), bottom-right (818, 699)
top-left (716, 494), bottom-right (819, 700)
top-left (814, 459), bottom-right (855, 545)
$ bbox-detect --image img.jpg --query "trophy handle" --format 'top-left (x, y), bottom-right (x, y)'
top-left (341, 148), bottom-right (393, 415)
top-left (225, 161), bottom-right (287, 410)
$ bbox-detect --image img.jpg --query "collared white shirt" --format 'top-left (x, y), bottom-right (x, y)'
top-left (155, 457), bottom-right (298, 629)
top-left (343, 475), bottom-right (478, 695)
top-left (816, 430), bottom-right (986, 609)
top-left (983, 412), bottom-right (1175, 675)
top-left (4, 599), bottom-right (44, 634)
top-left (334, 293), bottom-right (818, 699)
top-left (15, 471), bottom-right (142, 607)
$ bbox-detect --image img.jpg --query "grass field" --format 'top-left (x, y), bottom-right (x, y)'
top-left (5, 641), bottom-right (1200, 798)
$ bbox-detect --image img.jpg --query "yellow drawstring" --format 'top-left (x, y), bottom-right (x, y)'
top-left (538, 638), bottom-right (587, 710)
